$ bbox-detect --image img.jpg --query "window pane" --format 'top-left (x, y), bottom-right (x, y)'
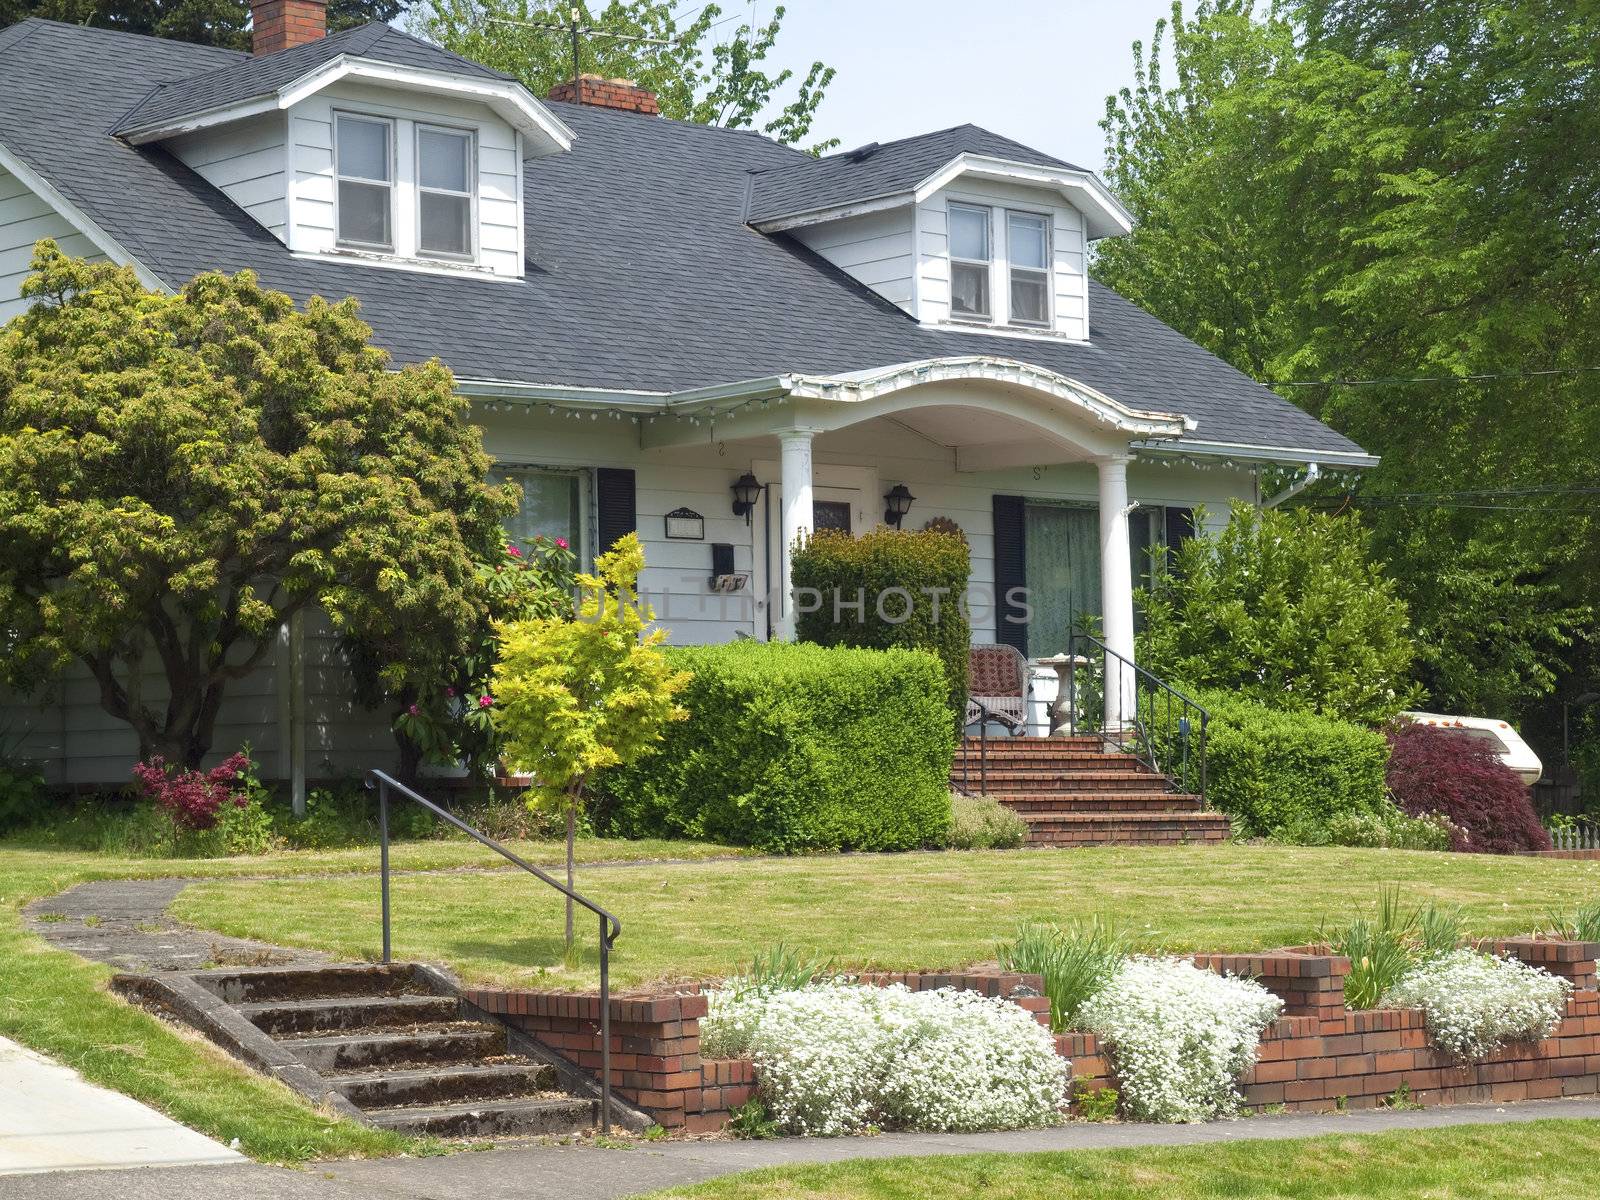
top-left (419, 128), bottom-right (471, 193)
top-left (952, 260), bottom-right (990, 317)
top-left (420, 191), bottom-right (471, 256)
top-left (949, 205), bottom-right (990, 261)
top-left (337, 118), bottom-right (389, 182)
top-left (494, 469), bottom-right (582, 552)
top-left (1008, 212), bottom-right (1048, 270)
top-left (1010, 269), bottom-right (1048, 324)
top-left (338, 180), bottom-right (391, 248)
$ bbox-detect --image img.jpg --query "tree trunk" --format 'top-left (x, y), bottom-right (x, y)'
top-left (565, 803), bottom-right (576, 951)
top-left (395, 725), bottom-right (424, 786)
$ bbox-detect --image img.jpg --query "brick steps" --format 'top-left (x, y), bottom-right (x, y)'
top-left (1020, 811), bottom-right (1230, 846)
top-left (953, 735), bottom-right (1222, 848)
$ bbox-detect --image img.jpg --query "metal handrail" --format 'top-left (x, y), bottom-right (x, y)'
top-left (366, 770), bottom-right (620, 1132)
top-left (1064, 634), bottom-right (1210, 805)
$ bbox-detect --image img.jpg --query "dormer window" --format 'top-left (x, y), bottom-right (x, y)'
top-left (949, 202), bottom-right (992, 321)
top-left (334, 114), bottom-right (395, 252)
top-left (417, 125), bottom-right (476, 260)
top-left (1007, 211), bottom-right (1050, 327)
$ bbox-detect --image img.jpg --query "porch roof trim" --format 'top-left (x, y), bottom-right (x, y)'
top-left (661, 356), bottom-right (1193, 440)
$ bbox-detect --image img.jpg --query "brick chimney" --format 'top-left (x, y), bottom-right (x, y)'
top-left (252, 0), bottom-right (327, 55)
top-left (546, 74), bottom-right (660, 115)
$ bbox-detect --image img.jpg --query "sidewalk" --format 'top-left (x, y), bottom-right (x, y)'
top-left (4, 1097), bottom-right (1599, 1198)
top-left (0, 1035), bottom-right (244, 1177)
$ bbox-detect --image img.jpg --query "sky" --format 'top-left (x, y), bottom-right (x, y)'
top-left (750, 0), bottom-right (1178, 172)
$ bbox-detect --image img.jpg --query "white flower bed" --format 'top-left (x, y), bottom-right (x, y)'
top-left (1077, 957), bottom-right (1283, 1123)
top-left (701, 980), bottom-right (1069, 1136)
top-left (1381, 949), bottom-right (1571, 1059)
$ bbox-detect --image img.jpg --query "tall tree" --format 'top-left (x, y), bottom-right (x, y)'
top-left (1097, 0), bottom-right (1600, 721)
top-left (414, 1), bottom-right (837, 150)
top-left (0, 0), bottom-right (402, 50)
top-left (0, 244), bottom-right (516, 767)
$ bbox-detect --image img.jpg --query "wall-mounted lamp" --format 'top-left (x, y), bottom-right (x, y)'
top-left (731, 472), bottom-right (763, 525)
top-left (883, 483), bottom-right (916, 529)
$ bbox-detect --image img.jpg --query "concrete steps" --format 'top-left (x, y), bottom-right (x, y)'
top-left (194, 964), bottom-right (599, 1138)
top-left (953, 735), bottom-right (1223, 847)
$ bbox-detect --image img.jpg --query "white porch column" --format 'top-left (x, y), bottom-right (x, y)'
top-left (1096, 453), bottom-right (1136, 731)
top-left (777, 429), bottom-right (816, 640)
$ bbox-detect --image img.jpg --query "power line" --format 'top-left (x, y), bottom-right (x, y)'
top-left (1268, 365), bottom-right (1600, 388)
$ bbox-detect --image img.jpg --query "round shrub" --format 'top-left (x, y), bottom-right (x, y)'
top-left (1386, 722), bottom-right (1551, 854)
top-left (791, 528), bottom-right (971, 723)
top-left (1382, 949), bottom-right (1570, 1059)
top-left (702, 981), bottom-right (1068, 1135)
top-left (1139, 503), bottom-right (1419, 724)
top-left (1077, 957), bottom-right (1283, 1123)
top-left (1152, 689), bottom-right (1390, 838)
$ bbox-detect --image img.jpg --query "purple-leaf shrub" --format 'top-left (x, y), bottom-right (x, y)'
top-left (1386, 723), bottom-right (1550, 854)
top-left (132, 752), bottom-right (251, 831)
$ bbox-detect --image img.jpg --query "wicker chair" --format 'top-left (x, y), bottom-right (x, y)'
top-left (964, 644), bottom-right (1030, 736)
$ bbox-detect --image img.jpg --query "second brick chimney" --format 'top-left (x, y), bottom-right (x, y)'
top-left (252, 0), bottom-right (327, 55)
top-left (547, 74), bottom-right (660, 115)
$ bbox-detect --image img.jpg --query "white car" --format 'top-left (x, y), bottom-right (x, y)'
top-left (1399, 712), bottom-right (1543, 785)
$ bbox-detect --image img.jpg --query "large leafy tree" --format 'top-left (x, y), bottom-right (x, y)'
top-left (1097, 0), bottom-right (1600, 721)
top-left (414, 1), bottom-right (837, 149)
top-left (0, 244), bottom-right (516, 767)
top-left (0, 0), bottom-right (402, 49)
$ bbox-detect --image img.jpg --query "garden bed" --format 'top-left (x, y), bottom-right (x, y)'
top-left (465, 940), bottom-right (1600, 1131)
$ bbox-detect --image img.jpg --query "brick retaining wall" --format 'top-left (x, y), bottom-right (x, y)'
top-left (466, 942), bottom-right (1600, 1129)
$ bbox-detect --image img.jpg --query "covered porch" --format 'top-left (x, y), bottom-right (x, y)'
top-left (641, 356), bottom-right (1195, 728)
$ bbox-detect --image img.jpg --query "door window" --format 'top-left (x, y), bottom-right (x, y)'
top-left (813, 500), bottom-right (853, 534)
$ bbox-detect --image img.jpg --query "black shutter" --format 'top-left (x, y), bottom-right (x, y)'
top-left (1164, 506), bottom-right (1196, 576)
top-left (595, 468), bottom-right (637, 555)
top-left (992, 494), bottom-right (1028, 653)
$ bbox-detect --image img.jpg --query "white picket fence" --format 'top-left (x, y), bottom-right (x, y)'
top-left (1550, 823), bottom-right (1600, 851)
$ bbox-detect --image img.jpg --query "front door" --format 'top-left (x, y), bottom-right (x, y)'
top-left (758, 483), bottom-right (865, 639)
top-left (1023, 502), bottom-right (1101, 657)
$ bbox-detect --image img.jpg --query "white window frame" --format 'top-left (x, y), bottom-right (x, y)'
top-left (415, 122), bottom-right (478, 263)
top-left (333, 112), bottom-right (395, 253)
top-left (489, 463), bottom-right (591, 565)
top-left (947, 201), bottom-right (994, 323)
top-left (1005, 208), bottom-right (1052, 329)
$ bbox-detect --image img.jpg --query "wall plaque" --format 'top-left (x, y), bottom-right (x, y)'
top-left (664, 507), bottom-right (705, 540)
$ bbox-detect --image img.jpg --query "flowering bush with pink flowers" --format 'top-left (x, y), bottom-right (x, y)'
top-left (132, 752), bottom-right (252, 831)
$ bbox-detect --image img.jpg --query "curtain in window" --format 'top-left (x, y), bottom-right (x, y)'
top-left (491, 468), bottom-right (582, 552)
top-left (1023, 503), bottom-right (1100, 657)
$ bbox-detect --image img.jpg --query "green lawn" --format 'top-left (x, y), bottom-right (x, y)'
top-left (173, 844), bottom-right (1600, 991)
top-left (640, 1120), bottom-right (1600, 1198)
top-left (0, 835), bottom-right (740, 1164)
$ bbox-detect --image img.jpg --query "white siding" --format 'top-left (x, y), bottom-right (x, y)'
top-left (0, 166), bottom-right (106, 325)
top-left (168, 114), bottom-right (289, 242)
top-left (287, 81), bottom-right (524, 278)
top-left (792, 208), bottom-right (915, 312)
top-left (0, 402), bottom-right (1255, 783)
top-left (916, 180), bottom-right (1090, 340)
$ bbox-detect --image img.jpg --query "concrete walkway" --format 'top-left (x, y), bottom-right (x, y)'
top-left (0, 1036), bottom-right (244, 1177)
top-left (4, 1098), bottom-right (1600, 1198)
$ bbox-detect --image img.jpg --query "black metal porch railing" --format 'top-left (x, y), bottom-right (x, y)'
top-left (1064, 633), bottom-right (1210, 804)
top-left (367, 770), bottom-right (621, 1132)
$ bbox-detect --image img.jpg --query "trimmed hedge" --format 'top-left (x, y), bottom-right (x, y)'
top-left (592, 641), bottom-right (954, 852)
top-left (791, 528), bottom-right (971, 722)
top-left (1159, 689), bottom-right (1390, 838)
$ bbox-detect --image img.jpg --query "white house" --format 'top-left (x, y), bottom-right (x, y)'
top-left (0, 6), bottom-right (1375, 789)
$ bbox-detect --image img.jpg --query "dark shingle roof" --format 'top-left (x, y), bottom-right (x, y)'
top-left (0, 19), bottom-right (1367, 459)
top-left (747, 124), bottom-right (1083, 225)
top-left (115, 23), bottom-right (511, 136)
